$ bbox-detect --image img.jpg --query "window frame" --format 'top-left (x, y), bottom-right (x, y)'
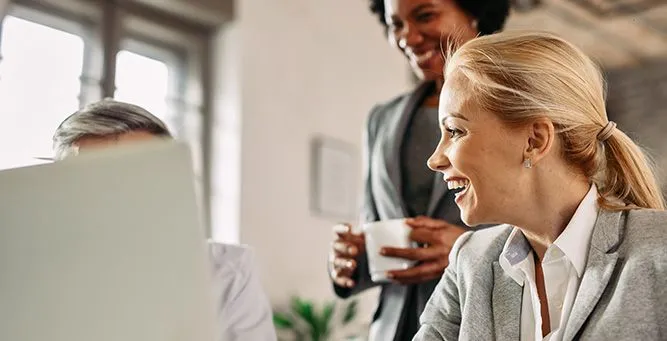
top-left (1, 0), bottom-right (213, 233)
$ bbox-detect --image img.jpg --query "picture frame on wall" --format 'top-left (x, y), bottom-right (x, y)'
top-left (310, 135), bottom-right (358, 220)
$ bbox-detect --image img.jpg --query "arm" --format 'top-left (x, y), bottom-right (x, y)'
top-left (331, 105), bottom-right (382, 298)
top-left (214, 246), bottom-right (277, 341)
top-left (412, 231), bottom-right (472, 341)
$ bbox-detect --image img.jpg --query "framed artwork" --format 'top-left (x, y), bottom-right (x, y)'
top-left (310, 135), bottom-right (359, 220)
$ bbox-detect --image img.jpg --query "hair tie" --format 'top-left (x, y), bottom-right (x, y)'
top-left (597, 121), bottom-right (616, 142)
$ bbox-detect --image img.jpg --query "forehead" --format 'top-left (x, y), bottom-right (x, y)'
top-left (75, 131), bottom-right (160, 149)
top-left (383, 0), bottom-right (437, 16)
top-left (439, 71), bottom-right (476, 118)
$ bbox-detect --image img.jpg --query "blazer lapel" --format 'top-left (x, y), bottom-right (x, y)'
top-left (562, 210), bottom-right (624, 341)
top-left (383, 81), bottom-right (436, 216)
top-left (492, 262), bottom-right (522, 340)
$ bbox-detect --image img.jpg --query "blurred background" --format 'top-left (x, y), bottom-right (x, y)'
top-left (0, 0), bottom-right (664, 339)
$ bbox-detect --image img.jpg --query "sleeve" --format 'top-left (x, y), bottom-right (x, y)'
top-left (332, 105), bottom-right (382, 299)
top-left (412, 231), bottom-right (473, 341)
top-left (218, 248), bottom-right (277, 341)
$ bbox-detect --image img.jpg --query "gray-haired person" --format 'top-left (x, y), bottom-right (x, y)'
top-left (52, 99), bottom-right (277, 341)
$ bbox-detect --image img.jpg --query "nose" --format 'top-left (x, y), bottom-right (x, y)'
top-left (397, 22), bottom-right (424, 51)
top-left (427, 141), bottom-right (450, 172)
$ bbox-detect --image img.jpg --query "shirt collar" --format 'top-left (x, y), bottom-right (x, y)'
top-left (551, 184), bottom-right (599, 277)
top-left (499, 184), bottom-right (600, 281)
top-left (499, 227), bottom-right (532, 285)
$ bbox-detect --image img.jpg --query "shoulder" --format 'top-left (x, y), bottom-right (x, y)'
top-left (207, 241), bottom-right (256, 279)
top-left (450, 224), bottom-right (513, 269)
top-left (625, 208), bottom-right (667, 230)
top-left (620, 209), bottom-right (667, 259)
top-left (366, 87), bottom-right (419, 134)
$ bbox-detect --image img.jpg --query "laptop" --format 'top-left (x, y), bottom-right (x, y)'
top-left (0, 140), bottom-right (217, 341)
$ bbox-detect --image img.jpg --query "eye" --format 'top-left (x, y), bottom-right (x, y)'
top-left (415, 12), bottom-right (435, 23)
top-left (445, 126), bottom-right (463, 139)
top-left (388, 20), bottom-right (403, 32)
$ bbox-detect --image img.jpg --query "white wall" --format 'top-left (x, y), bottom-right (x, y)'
top-left (210, 0), bottom-right (410, 328)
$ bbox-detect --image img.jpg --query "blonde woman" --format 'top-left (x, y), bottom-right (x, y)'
top-left (415, 32), bottom-right (667, 340)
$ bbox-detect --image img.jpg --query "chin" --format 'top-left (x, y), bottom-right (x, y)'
top-left (459, 208), bottom-right (485, 227)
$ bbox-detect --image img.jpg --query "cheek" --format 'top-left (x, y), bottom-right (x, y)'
top-left (453, 136), bottom-right (518, 195)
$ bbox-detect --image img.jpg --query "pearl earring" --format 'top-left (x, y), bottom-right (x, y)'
top-left (523, 158), bottom-right (532, 169)
top-left (471, 20), bottom-right (478, 30)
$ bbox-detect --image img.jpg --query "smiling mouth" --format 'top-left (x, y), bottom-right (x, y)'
top-left (446, 178), bottom-right (470, 199)
top-left (413, 50), bottom-right (435, 64)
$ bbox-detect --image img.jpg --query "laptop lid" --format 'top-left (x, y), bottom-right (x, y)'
top-left (0, 140), bottom-right (216, 341)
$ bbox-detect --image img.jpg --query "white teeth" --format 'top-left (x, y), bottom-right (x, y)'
top-left (415, 50), bottom-right (434, 63)
top-left (446, 179), bottom-right (469, 190)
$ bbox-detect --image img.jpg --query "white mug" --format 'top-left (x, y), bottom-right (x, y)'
top-left (363, 219), bottom-right (416, 283)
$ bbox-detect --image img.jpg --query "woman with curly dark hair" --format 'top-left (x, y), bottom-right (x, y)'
top-left (327, 1), bottom-right (510, 340)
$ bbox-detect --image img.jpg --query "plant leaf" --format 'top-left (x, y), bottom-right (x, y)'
top-left (342, 299), bottom-right (358, 325)
top-left (319, 301), bottom-right (336, 337)
top-left (273, 312), bottom-right (295, 329)
top-left (290, 297), bottom-right (319, 339)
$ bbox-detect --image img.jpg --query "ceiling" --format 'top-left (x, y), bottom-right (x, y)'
top-left (507, 0), bottom-right (667, 68)
top-left (126, 0), bottom-right (233, 27)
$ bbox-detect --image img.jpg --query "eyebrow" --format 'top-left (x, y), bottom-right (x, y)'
top-left (410, 3), bottom-right (435, 16)
top-left (441, 112), bottom-right (468, 125)
top-left (390, 3), bottom-right (435, 22)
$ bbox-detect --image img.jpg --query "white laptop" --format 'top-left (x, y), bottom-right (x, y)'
top-left (0, 140), bottom-right (217, 341)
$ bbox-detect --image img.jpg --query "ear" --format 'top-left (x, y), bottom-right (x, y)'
top-left (523, 118), bottom-right (555, 166)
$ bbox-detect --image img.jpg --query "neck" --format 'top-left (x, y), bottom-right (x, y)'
top-left (514, 169), bottom-right (591, 260)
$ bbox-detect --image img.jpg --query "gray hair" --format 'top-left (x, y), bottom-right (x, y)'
top-left (53, 99), bottom-right (172, 160)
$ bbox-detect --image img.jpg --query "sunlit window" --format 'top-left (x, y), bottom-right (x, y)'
top-left (114, 50), bottom-right (170, 122)
top-left (0, 16), bottom-right (84, 169)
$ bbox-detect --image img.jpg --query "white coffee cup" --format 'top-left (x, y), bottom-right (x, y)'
top-left (363, 219), bottom-right (416, 283)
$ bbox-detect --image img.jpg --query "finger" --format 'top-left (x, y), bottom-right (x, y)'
top-left (333, 241), bottom-right (359, 257)
top-left (332, 256), bottom-right (357, 271)
top-left (380, 246), bottom-right (444, 261)
top-left (337, 232), bottom-right (365, 247)
top-left (332, 265), bottom-right (355, 279)
top-left (332, 223), bottom-right (352, 234)
top-left (408, 228), bottom-right (438, 244)
top-left (391, 270), bottom-right (442, 285)
top-left (405, 216), bottom-right (453, 230)
top-left (387, 260), bottom-right (448, 284)
top-left (334, 224), bottom-right (365, 246)
top-left (332, 273), bottom-right (355, 288)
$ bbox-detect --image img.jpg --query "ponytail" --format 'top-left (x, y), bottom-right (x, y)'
top-left (597, 129), bottom-right (665, 210)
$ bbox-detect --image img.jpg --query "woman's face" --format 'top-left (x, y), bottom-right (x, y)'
top-left (383, 0), bottom-right (478, 81)
top-left (427, 72), bottom-right (528, 226)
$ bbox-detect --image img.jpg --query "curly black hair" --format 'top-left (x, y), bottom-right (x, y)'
top-left (369, 0), bottom-right (511, 36)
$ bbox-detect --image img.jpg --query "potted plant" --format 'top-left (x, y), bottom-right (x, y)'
top-left (273, 296), bottom-right (360, 341)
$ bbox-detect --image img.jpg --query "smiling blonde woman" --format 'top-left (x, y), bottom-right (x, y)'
top-left (416, 31), bottom-right (667, 341)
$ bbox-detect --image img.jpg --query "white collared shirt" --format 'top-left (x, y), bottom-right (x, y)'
top-left (208, 242), bottom-right (277, 341)
top-left (499, 185), bottom-right (599, 341)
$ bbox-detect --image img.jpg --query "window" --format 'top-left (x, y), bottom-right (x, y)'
top-left (0, 14), bottom-right (85, 169)
top-left (0, 2), bottom-right (205, 168)
top-left (115, 50), bottom-right (170, 121)
top-left (0, 0), bottom-right (210, 229)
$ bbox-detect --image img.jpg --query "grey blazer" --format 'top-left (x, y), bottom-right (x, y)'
top-left (414, 209), bottom-right (667, 341)
top-left (332, 82), bottom-right (467, 341)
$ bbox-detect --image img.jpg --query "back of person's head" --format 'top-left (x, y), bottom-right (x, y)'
top-left (53, 99), bottom-right (171, 160)
top-left (445, 31), bottom-right (665, 210)
top-left (369, 0), bottom-right (511, 36)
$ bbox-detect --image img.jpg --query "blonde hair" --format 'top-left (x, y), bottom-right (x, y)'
top-left (445, 31), bottom-right (665, 210)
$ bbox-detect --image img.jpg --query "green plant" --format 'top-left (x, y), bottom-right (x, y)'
top-left (273, 296), bottom-right (359, 341)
